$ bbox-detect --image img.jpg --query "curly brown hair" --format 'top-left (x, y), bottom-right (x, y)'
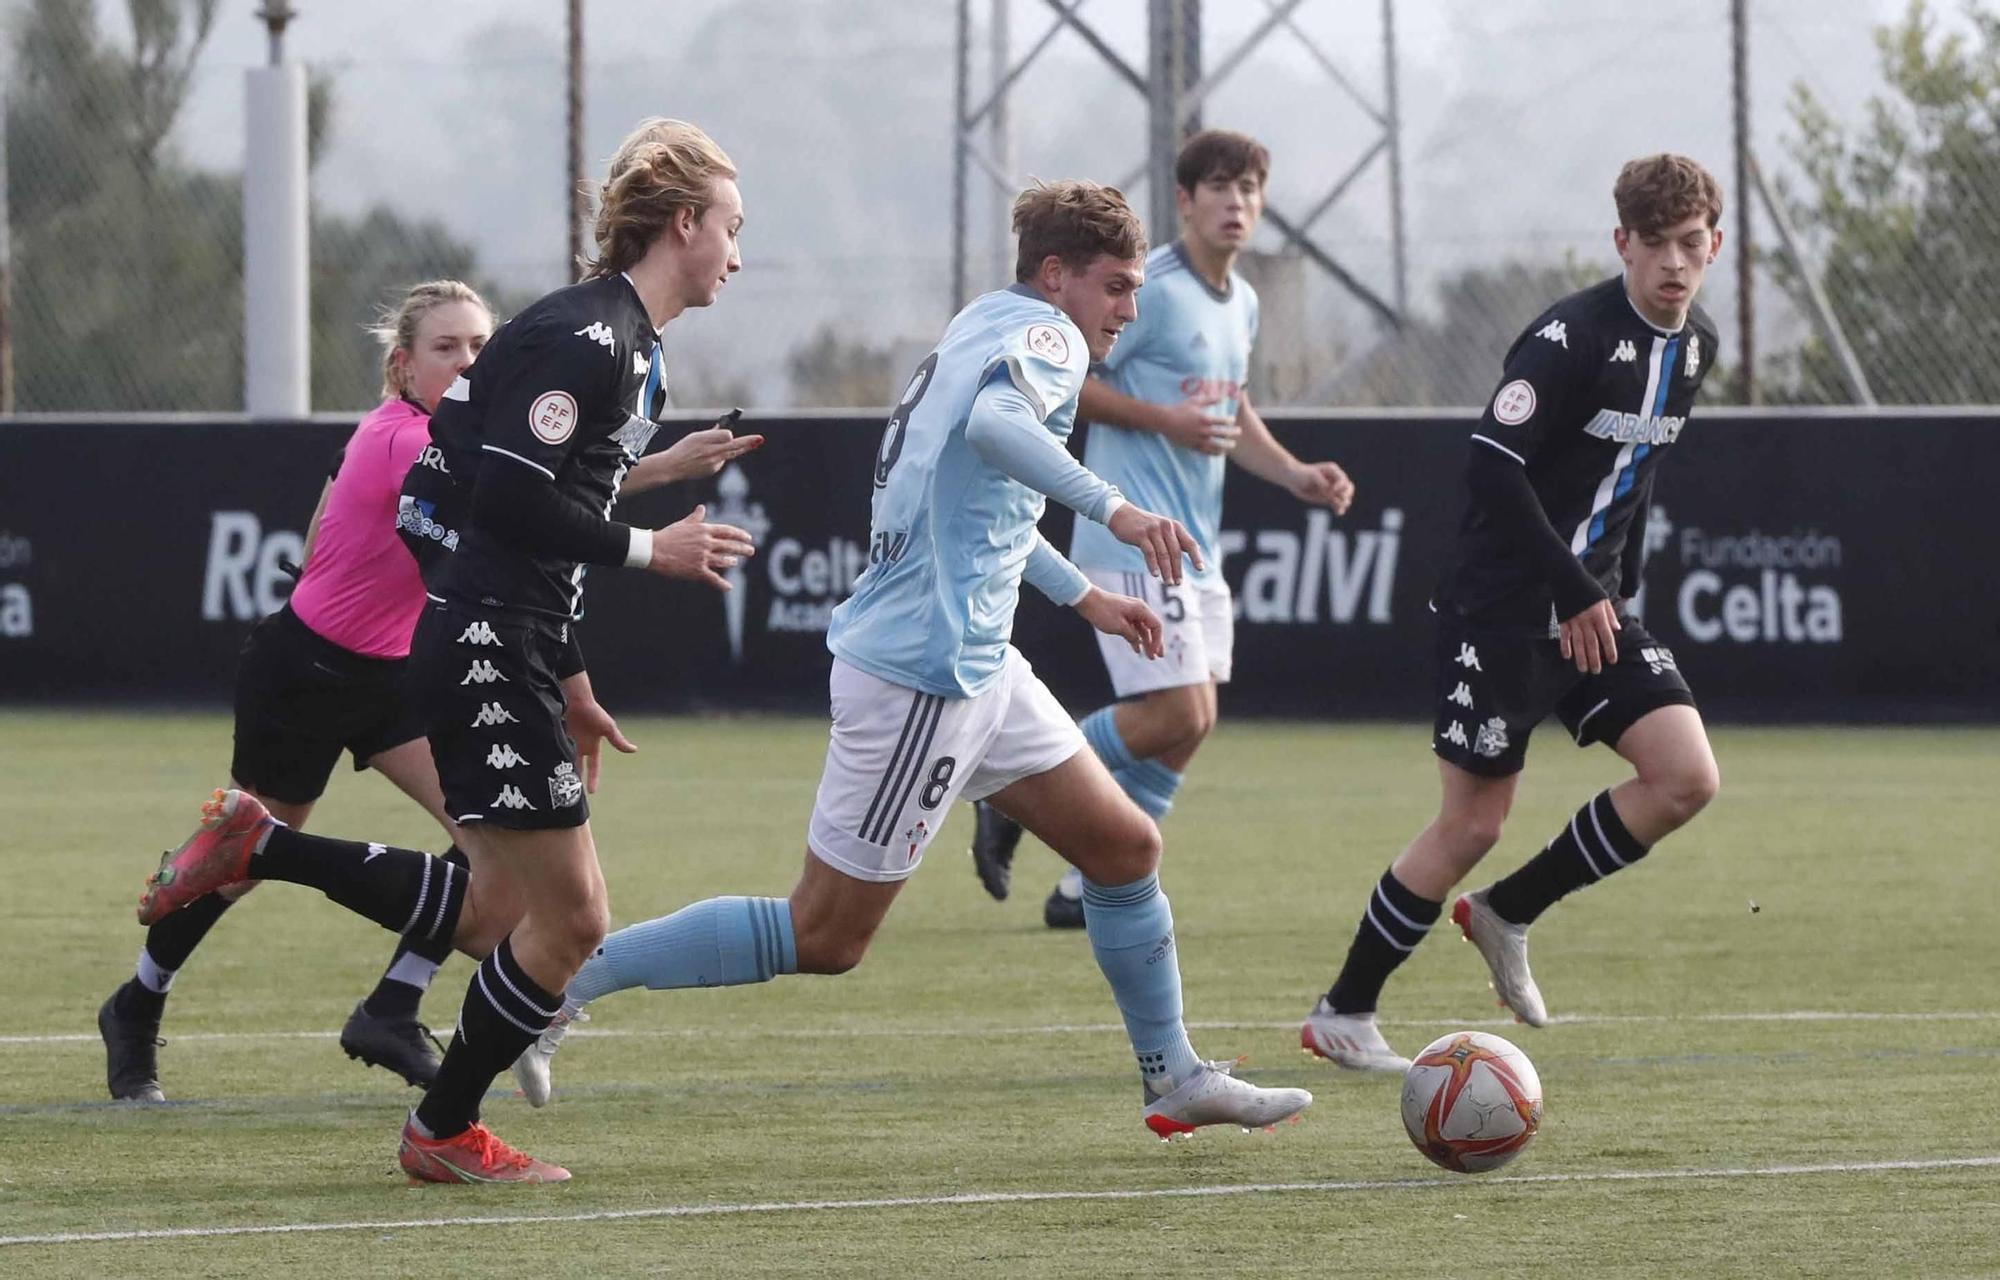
top-left (1613, 154), bottom-right (1723, 235)
top-left (585, 118), bottom-right (738, 279)
top-left (1012, 180), bottom-right (1148, 283)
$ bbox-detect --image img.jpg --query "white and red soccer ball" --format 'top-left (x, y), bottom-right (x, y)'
top-left (1400, 1031), bottom-right (1543, 1173)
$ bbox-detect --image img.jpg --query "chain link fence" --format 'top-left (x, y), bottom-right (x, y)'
top-left (3, 0), bottom-right (1997, 414)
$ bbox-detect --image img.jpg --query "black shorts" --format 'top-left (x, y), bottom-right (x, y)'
top-left (230, 605), bottom-right (423, 805)
top-left (410, 599), bottom-right (589, 831)
top-left (1430, 610), bottom-right (1696, 778)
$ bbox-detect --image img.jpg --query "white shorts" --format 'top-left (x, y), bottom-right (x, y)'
top-left (1084, 566), bottom-right (1234, 698)
top-left (807, 649), bottom-right (1083, 882)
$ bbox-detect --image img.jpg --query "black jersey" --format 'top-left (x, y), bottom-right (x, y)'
top-left (1436, 276), bottom-right (1719, 633)
top-left (422, 274), bottom-right (667, 621)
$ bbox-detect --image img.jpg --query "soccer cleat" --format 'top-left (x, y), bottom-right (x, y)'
top-left (97, 988), bottom-right (166, 1103)
top-left (1453, 887), bottom-right (1550, 1027)
top-left (512, 1005), bottom-right (588, 1108)
top-left (969, 801), bottom-right (1023, 901)
top-left (1141, 1059), bottom-right (1313, 1140)
top-left (138, 789), bottom-right (272, 926)
top-left (1042, 884), bottom-right (1085, 930)
top-left (340, 1002), bottom-right (444, 1088)
top-left (1298, 998), bottom-right (1412, 1073)
top-left (398, 1119), bottom-right (570, 1185)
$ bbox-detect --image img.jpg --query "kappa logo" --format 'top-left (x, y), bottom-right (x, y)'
top-left (460, 660), bottom-right (509, 685)
top-left (1473, 717), bottom-right (1511, 759)
top-left (1685, 334), bottom-right (1701, 377)
top-left (903, 818), bottom-right (928, 865)
top-left (364, 842), bottom-right (387, 863)
top-left (1025, 323), bottom-right (1070, 364)
top-left (548, 762), bottom-right (584, 808)
top-left (1440, 720), bottom-right (1470, 748)
top-left (486, 743), bottom-right (530, 770)
top-left (471, 701), bottom-right (517, 728)
top-left (1536, 319), bottom-right (1569, 349)
top-left (1448, 681), bottom-right (1475, 709)
top-left (1640, 645), bottom-right (1679, 675)
top-left (491, 785), bottom-right (536, 811)
top-left (1455, 642), bottom-right (1483, 671)
top-left (574, 322), bottom-right (616, 349)
top-left (456, 621), bottom-right (502, 647)
top-left (1610, 340), bottom-right (1637, 363)
top-left (633, 351), bottom-right (648, 376)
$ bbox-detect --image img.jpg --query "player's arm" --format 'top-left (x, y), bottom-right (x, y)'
top-left (1464, 328), bottom-right (1619, 671)
top-left (1227, 390), bottom-right (1354, 514)
top-left (1024, 533), bottom-right (1164, 659)
top-left (965, 373), bottom-right (1201, 584)
top-left (557, 655), bottom-right (637, 795)
top-left (1077, 377), bottom-right (1236, 455)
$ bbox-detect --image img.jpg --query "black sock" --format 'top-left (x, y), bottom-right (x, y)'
top-left (1486, 789), bottom-right (1651, 926)
top-left (362, 846), bottom-right (470, 1021)
top-left (1326, 868), bottom-right (1442, 1015)
top-left (143, 891), bottom-right (235, 970)
top-left (250, 827), bottom-right (465, 937)
top-left (415, 938), bottom-right (559, 1140)
top-left (112, 976), bottom-right (168, 1021)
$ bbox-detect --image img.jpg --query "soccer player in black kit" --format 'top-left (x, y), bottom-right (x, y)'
top-left (140, 118), bottom-right (758, 1181)
top-left (1300, 154), bottom-right (1727, 1072)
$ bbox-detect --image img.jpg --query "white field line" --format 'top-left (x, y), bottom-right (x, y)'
top-left (3, 1156), bottom-right (1996, 1249)
top-left (3, 1008), bottom-right (1996, 1047)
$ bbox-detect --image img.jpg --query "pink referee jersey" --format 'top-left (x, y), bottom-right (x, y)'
top-left (289, 398), bottom-right (432, 659)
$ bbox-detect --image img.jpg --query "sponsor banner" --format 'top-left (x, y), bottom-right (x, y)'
top-left (1, 412), bottom-right (1995, 722)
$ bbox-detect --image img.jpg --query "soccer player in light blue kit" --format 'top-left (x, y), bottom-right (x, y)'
top-left (972, 132), bottom-right (1357, 927)
top-left (513, 181), bottom-right (1313, 1138)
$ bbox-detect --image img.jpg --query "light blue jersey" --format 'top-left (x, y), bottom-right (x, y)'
top-left (1070, 241), bottom-right (1258, 582)
top-left (829, 285), bottom-right (1111, 699)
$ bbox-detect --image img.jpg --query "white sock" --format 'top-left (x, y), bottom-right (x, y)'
top-left (134, 948), bottom-right (175, 994)
top-left (384, 952), bottom-right (441, 991)
top-left (1057, 866), bottom-right (1084, 901)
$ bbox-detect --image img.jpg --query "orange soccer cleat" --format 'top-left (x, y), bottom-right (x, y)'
top-left (137, 789), bottom-right (273, 925)
top-left (399, 1119), bottom-right (572, 1185)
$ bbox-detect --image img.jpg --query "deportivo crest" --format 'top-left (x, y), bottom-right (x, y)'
top-left (1473, 717), bottom-right (1510, 759)
top-left (529, 390), bottom-right (578, 445)
top-left (1492, 380), bottom-right (1535, 426)
top-left (486, 743), bottom-right (530, 770)
top-left (549, 762), bottom-right (584, 808)
top-left (903, 818), bottom-right (928, 864)
top-left (1025, 323), bottom-right (1070, 364)
top-left (1685, 334), bottom-right (1701, 377)
top-left (456, 621), bottom-right (501, 647)
top-left (574, 322), bottom-right (616, 349)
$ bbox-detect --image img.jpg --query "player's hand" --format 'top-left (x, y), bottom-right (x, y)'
top-left (647, 504), bottom-right (757, 590)
top-left (657, 424), bottom-right (765, 481)
top-left (1289, 460), bottom-right (1355, 514)
top-left (1156, 396), bottom-right (1239, 455)
top-left (1106, 503), bottom-right (1203, 586)
top-left (1074, 586), bottom-right (1163, 659)
top-left (1559, 598), bottom-right (1621, 674)
top-left (563, 697), bottom-right (637, 794)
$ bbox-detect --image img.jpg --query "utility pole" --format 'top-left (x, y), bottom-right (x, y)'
top-left (1732, 0), bottom-right (1756, 403)
top-left (989, 0), bottom-right (1012, 283)
top-left (244, 0), bottom-right (310, 418)
top-left (567, 0), bottom-right (586, 280)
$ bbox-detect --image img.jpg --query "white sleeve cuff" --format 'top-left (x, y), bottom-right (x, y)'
top-left (1099, 494), bottom-right (1127, 525)
top-left (623, 526), bottom-right (653, 569)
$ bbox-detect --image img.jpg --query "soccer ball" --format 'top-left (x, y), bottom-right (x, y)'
top-left (1400, 1030), bottom-right (1543, 1173)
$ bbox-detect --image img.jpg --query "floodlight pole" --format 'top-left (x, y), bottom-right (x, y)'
top-left (244, 0), bottom-right (310, 418)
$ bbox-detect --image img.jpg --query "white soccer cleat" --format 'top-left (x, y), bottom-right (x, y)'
top-left (1298, 999), bottom-right (1412, 1073)
top-left (1141, 1059), bottom-right (1313, 1140)
top-left (511, 1005), bottom-right (588, 1108)
top-left (1452, 887), bottom-right (1550, 1027)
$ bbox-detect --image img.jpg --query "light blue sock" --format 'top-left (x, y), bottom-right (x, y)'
top-left (1118, 758), bottom-right (1183, 821)
top-left (1080, 871), bottom-right (1199, 1091)
top-left (1080, 706), bottom-right (1137, 772)
top-left (566, 896), bottom-right (796, 1004)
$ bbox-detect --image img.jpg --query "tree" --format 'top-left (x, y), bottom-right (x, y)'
top-left (4, 0), bottom-right (496, 412)
top-left (1773, 0), bottom-right (2000, 403)
top-left (787, 323), bottom-right (898, 407)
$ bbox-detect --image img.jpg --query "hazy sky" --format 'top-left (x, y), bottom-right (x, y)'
top-left (69, 0), bottom-right (1940, 402)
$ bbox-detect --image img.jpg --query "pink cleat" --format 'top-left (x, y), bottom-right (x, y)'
top-left (137, 789), bottom-right (273, 925)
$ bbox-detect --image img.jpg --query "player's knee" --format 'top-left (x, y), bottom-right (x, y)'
top-left (1437, 811), bottom-right (1505, 860)
top-left (795, 928), bottom-right (872, 976)
top-left (1102, 811), bottom-right (1163, 882)
top-left (1656, 758), bottom-right (1720, 829)
top-left (1163, 696), bottom-right (1213, 747)
top-left (548, 898), bottom-right (609, 969)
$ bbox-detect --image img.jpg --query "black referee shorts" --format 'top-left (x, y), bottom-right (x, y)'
top-left (230, 605), bottom-right (424, 805)
top-left (1429, 610), bottom-right (1696, 778)
top-left (410, 599), bottom-right (589, 831)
